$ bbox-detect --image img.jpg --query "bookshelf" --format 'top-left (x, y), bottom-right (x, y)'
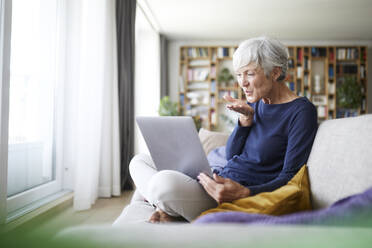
top-left (178, 45), bottom-right (368, 130)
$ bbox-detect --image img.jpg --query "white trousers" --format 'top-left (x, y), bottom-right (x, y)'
top-left (129, 154), bottom-right (217, 222)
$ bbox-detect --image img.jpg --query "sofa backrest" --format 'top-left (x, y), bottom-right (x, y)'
top-left (307, 114), bottom-right (372, 210)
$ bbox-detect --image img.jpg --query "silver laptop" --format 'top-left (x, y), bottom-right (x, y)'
top-left (136, 116), bottom-right (212, 179)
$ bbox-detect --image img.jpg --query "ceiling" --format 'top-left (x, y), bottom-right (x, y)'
top-left (142, 0), bottom-right (372, 41)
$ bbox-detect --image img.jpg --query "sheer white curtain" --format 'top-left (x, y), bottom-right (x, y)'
top-left (63, 0), bottom-right (120, 211)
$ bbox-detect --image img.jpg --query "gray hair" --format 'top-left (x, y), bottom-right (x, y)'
top-left (233, 36), bottom-right (289, 82)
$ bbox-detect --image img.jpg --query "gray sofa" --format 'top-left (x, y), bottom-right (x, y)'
top-left (58, 115), bottom-right (372, 247)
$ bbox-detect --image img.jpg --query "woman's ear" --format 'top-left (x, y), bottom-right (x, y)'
top-left (272, 67), bottom-right (282, 81)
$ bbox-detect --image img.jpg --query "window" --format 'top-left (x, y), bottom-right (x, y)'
top-left (1, 0), bottom-right (64, 219)
top-left (134, 5), bottom-right (160, 154)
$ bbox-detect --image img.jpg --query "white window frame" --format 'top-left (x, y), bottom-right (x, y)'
top-left (1, 0), bottom-right (66, 222)
top-left (0, 0), bottom-right (12, 225)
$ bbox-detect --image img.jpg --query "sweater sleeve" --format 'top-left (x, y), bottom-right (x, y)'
top-left (225, 121), bottom-right (252, 160)
top-left (248, 107), bottom-right (318, 196)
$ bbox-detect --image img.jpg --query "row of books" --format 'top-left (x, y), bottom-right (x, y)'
top-left (188, 68), bottom-right (209, 81)
top-left (336, 64), bottom-right (358, 74)
top-left (336, 48), bottom-right (358, 60)
top-left (336, 109), bottom-right (359, 118)
top-left (187, 48), bottom-right (208, 58)
top-left (216, 47), bottom-right (236, 59)
top-left (311, 48), bottom-right (327, 57)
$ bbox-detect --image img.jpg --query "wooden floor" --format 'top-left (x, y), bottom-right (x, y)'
top-left (14, 190), bottom-right (134, 237)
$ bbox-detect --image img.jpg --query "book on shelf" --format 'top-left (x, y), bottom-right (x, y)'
top-left (211, 96), bottom-right (215, 108)
top-left (217, 47), bottom-right (230, 58)
top-left (328, 82), bottom-right (336, 95)
top-left (288, 47), bottom-right (294, 57)
top-left (211, 110), bottom-right (217, 125)
top-left (179, 94), bottom-right (185, 106)
top-left (288, 58), bottom-right (295, 68)
top-left (211, 52), bottom-right (217, 62)
top-left (336, 48), bottom-right (358, 60)
top-left (336, 109), bottom-right (358, 118)
top-left (317, 106), bottom-right (327, 118)
top-left (361, 49), bottom-right (367, 63)
top-left (188, 68), bottom-right (209, 81)
top-left (229, 47), bottom-right (236, 58)
top-left (304, 75), bottom-right (309, 86)
top-left (361, 83), bottom-right (366, 94)
top-left (297, 66), bottom-right (302, 78)
top-left (211, 80), bottom-right (216, 92)
top-left (187, 47), bottom-right (208, 58)
top-left (286, 82), bottom-right (295, 91)
top-left (336, 64), bottom-right (358, 74)
top-left (304, 56), bottom-right (309, 70)
top-left (328, 99), bottom-right (335, 110)
top-left (329, 50), bottom-right (335, 62)
top-left (362, 98), bottom-right (366, 111)
top-left (328, 66), bottom-right (334, 78)
top-left (189, 60), bottom-right (210, 66)
top-left (297, 48), bottom-right (302, 63)
top-left (178, 75), bottom-right (185, 92)
top-left (311, 47), bottom-right (326, 57)
top-left (187, 82), bottom-right (209, 90)
top-left (360, 65), bottom-right (366, 79)
top-left (210, 66), bottom-right (216, 78)
top-left (312, 95), bottom-right (328, 106)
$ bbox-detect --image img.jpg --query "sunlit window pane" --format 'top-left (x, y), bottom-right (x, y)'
top-left (7, 0), bottom-right (58, 197)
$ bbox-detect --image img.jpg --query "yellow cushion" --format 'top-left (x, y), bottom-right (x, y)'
top-left (199, 165), bottom-right (311, 217)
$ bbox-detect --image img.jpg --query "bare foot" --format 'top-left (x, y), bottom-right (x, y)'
top-left (149, 210), bottom-right (187, 223)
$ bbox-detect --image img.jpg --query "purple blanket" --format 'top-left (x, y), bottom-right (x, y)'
top-left (195, 186), bottom-right (372, 227)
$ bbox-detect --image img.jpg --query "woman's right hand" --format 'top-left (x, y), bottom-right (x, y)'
top-left (224, 95), bottom-right (254, 127)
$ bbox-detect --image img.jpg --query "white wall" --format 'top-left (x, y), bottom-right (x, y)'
top-left (168, 39), bottom-right (372, 113)
top-left (134, 6), bottom-right (160, 155)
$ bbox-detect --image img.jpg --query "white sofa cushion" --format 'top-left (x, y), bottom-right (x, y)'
top-left (307, 115), bottom-right (372, 209)
top-left (198, 128), bottom-right (230, 155)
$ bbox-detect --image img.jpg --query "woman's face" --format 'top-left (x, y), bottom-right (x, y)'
top-left (236, 64), bottom-right (273, 103)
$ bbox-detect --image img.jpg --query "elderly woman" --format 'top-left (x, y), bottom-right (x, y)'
top-left (129, 36), bottom-right (318, 223)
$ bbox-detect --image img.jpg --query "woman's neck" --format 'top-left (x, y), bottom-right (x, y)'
top-left (262, 82), bottom-right (298, 104)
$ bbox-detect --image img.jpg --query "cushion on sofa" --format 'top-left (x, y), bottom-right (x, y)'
top-left (307, 115), bottom-right (372, 209)
top-left (194, 185), bottom-right (372, 227)
top-left (198, 128), bottom-right (229, 155)
top-left (197, 165), bottom-right (311, 219)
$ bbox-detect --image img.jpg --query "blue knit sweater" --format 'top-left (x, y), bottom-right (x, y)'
top-left (217, 97), bottom-right (318, 196)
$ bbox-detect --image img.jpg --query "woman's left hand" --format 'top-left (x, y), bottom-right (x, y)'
top-left (198, 173), bottom-right (250, 204)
